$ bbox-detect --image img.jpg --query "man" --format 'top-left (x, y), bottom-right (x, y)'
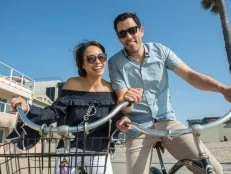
top-left (108, 12), bottom-right (231, 174)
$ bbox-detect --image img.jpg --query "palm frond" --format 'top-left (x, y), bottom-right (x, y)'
top-left (211, 3), bottom-right (219, 14)
top-left (201, 0), bottom-right (212, 9)
top-left (201, 0), bottom-right (219, 14)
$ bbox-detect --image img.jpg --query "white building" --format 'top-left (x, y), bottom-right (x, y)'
top-left (187, 117), bottom-right (231, 142)
top-left (0, 61), bottom-right (62, 143)
top-left (33, 79), bottom-right (61, 106)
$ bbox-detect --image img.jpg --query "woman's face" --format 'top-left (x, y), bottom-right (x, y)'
top-left (82, 45), bottom-right (107, 78)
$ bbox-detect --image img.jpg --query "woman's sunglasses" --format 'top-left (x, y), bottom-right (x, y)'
top-left (117, 26), bottom-right (139, 39)
top-left (85, 53), bottom-right (107, 64)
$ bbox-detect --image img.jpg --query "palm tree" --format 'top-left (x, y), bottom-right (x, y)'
top-left (201, 0), bottom-right (231, 73)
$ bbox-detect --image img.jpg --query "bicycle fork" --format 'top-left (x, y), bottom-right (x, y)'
top-left (201, 158), bottom-right (214, 174)
top-left (193, 130), bottom-right (215, 174)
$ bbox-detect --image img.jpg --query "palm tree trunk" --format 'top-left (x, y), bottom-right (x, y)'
top-left (217, 0), bottom-right (231, 73)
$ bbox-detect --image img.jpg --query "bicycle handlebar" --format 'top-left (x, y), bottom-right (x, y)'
top-left (130, 122), bottom-right (193, 137)
top-left (17, 101), bottom-right (231, 138)
top-left (128, 109), bottom-right (231, 159)
top-left (129, 109), bottom-right (231, 137)
top-left (17, 101), bottom-right (130, 135)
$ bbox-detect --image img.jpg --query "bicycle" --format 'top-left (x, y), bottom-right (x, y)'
top-left (1, 102), bottom-right (230, 174)
top-left (0, 101), bottom-right (129, 174)
top-left (128, 110), bottom-right (231, 174)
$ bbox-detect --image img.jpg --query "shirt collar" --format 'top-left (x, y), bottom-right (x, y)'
top-left (122, 43), bottom-right (150, 59)
top-left (143, 44), bottom-right (150, 58)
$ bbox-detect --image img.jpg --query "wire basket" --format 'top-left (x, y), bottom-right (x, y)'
top-left (0, 136), bottom-right (111, 174)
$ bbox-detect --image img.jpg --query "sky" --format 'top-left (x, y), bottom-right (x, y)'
top-left (1, 0), bottom-right (231, 124)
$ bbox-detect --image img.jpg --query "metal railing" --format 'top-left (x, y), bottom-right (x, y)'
top-left (0, 61), bottom-right (35, 91)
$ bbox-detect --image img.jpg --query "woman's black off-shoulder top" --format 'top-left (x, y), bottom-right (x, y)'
top-left (7, 90), bottom-right (122, 152)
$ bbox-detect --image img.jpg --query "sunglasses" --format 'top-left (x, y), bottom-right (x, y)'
top-left (85, 53), bottom-right (107, 64)
top-left (117, 26), bottom-right (139, 39)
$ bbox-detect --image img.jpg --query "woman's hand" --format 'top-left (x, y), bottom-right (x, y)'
top-left (116, 116), bottom-right (131, 133)
top-left (11, 97), bottom-right (29, 113)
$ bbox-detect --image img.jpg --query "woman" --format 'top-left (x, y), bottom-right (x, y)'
top-left (9, 41), bottom-right (122, 174)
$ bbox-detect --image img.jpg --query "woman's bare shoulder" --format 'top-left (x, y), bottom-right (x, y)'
top-left (63, 77), bottom-right (82, 90)
top-left (102, 80), bottom-right (113, 92)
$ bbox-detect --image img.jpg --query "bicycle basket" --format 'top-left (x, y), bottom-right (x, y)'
top-left (0, 136), bottom-right (110, 174)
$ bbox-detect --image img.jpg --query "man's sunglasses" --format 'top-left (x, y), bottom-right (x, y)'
top-left (85, 53), bottom-right (107, 64)
top-left (117, 26), bottom-right (139, 39)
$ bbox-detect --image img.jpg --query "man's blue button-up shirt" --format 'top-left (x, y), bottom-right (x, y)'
top-left (109, 43), bottom-right (182, 136)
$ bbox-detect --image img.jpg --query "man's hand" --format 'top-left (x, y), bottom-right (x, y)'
top-left (11, 97), bottom-right (29, 113)
top-left (116, 116), bottom-right (131, 133)
top-left (123, 88), bottom-right (143, 104)
top-left (222, 86), bottom-right (231, 102)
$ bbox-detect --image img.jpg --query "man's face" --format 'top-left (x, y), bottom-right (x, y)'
top-left (116, 18), bottom-right (144, 55)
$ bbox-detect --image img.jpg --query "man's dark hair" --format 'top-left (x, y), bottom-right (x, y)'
top-left (113, 12), bottom-right (141, 32)
top-left (74, 41), bottom-right (105, 77)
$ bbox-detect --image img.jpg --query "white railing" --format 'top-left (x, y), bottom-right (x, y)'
top-left (0, 61), bottom-right (35, 91)
top-left (0, 101), bottom-right (11, 114)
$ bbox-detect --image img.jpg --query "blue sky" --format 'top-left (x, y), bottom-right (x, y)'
top-left (1, 0), bottom-right (231, 124)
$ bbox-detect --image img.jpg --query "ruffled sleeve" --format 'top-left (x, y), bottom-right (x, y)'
top-left (6, 90), bottom-right (71, 150)
top-left (28, 92), bottom-right (70, 125)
